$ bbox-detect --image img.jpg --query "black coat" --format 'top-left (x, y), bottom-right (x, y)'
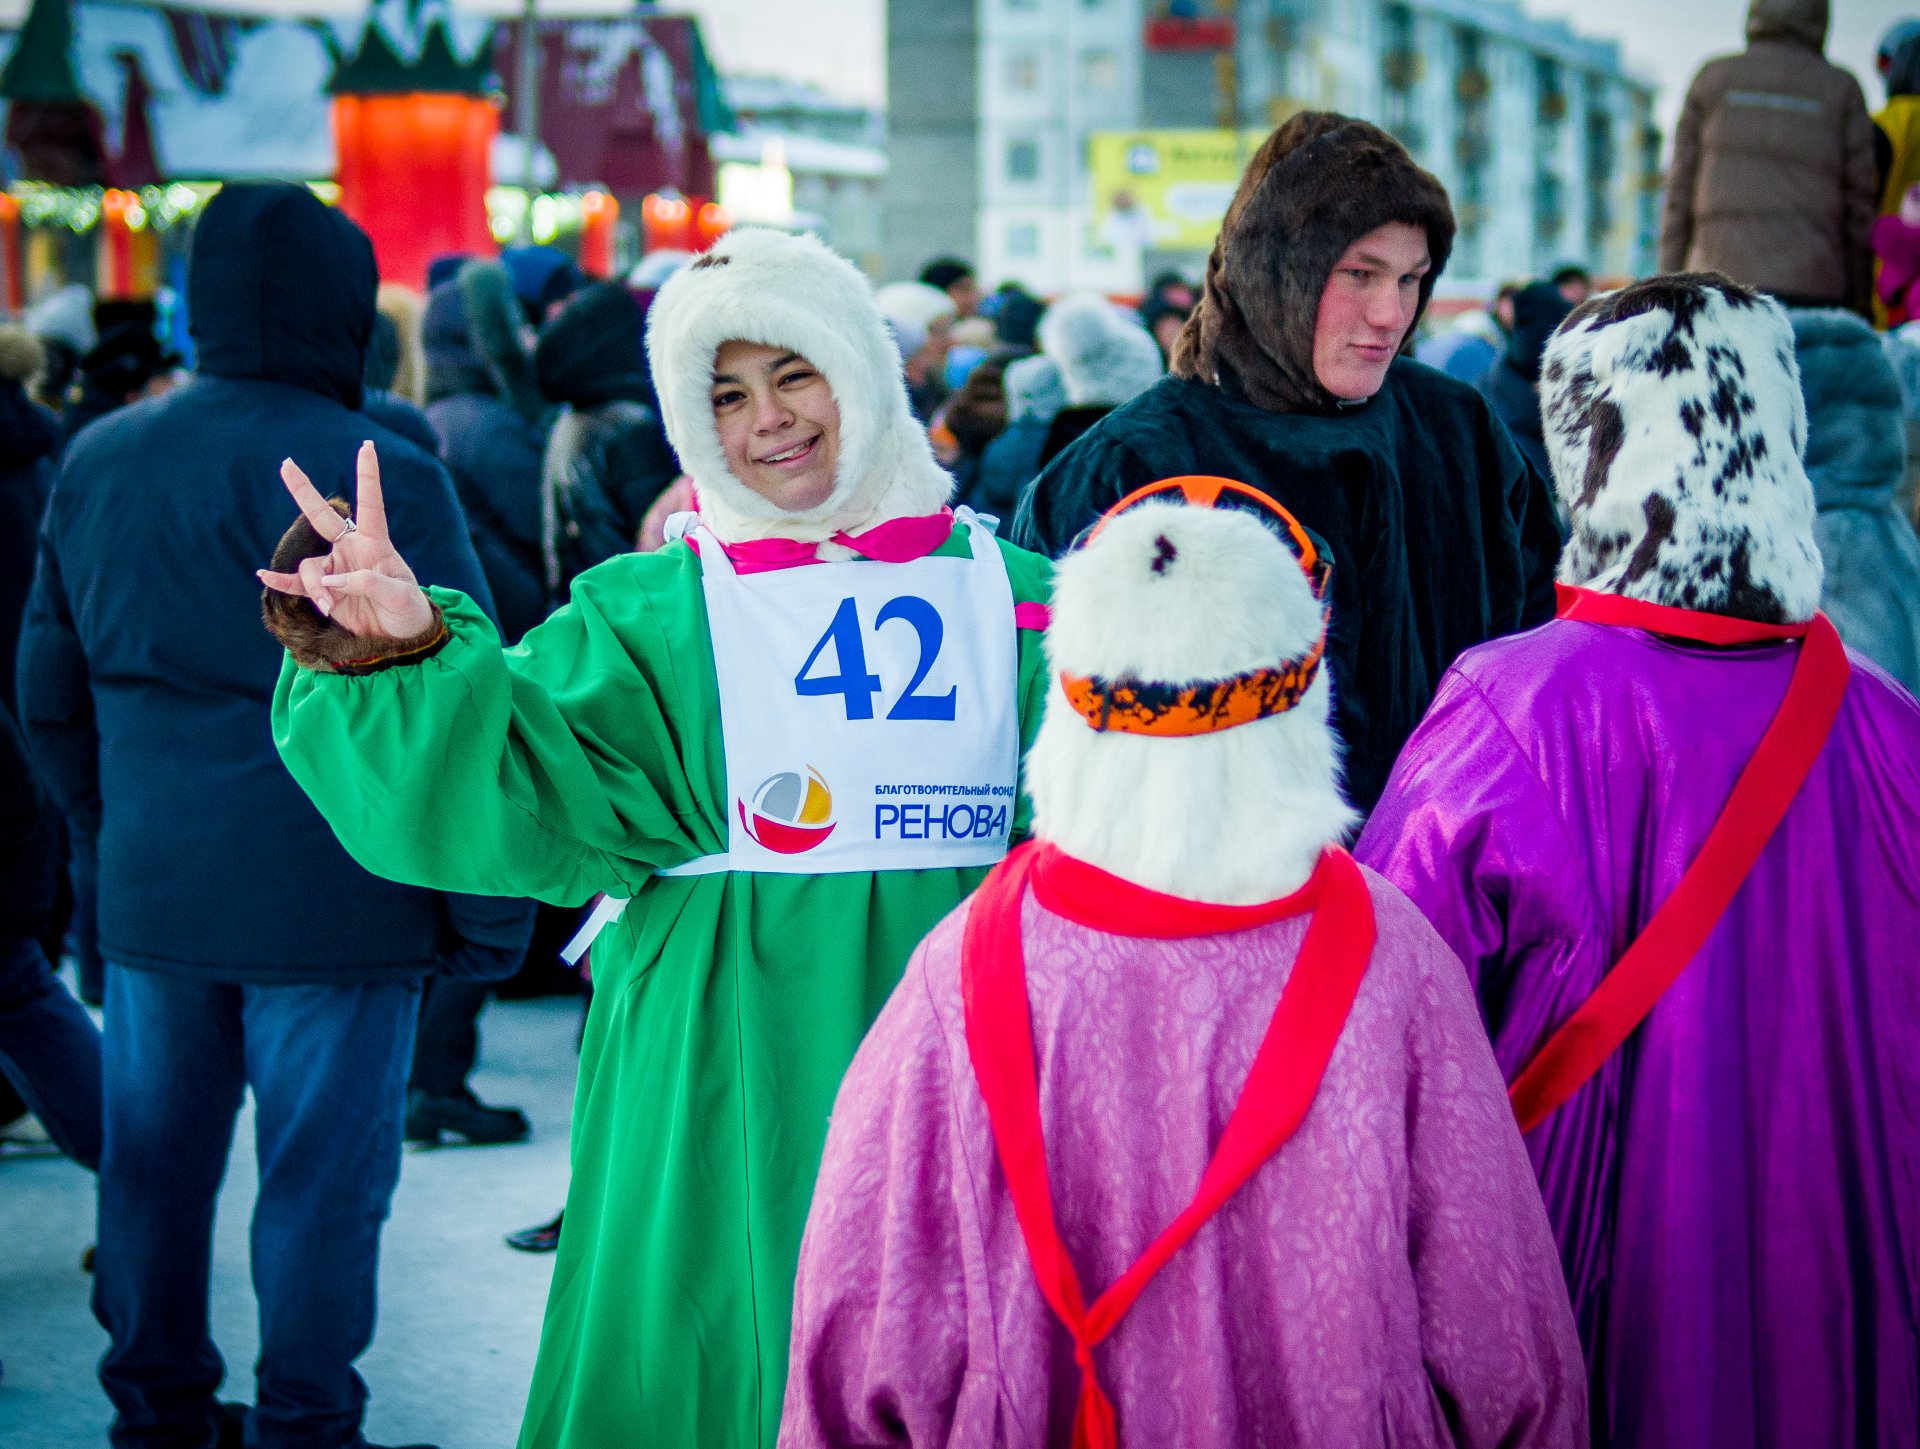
top-left (16, 182), bottom-right (532, 984)
top-left (423, 274), bottom-right (551, 644)
top-left (423, 390), bottom-right (549, 642)
top-left (362, 388), bottom-right (440, 456)
top-left (1, 377), bottom-right (59, 711)
top-left (541, 401), bottom-right (678, 592)
top-left (1013, 364), bottom-right (1562, 810)
top-left (533, 285), bottom-right (678, 591)
top-left (0, 702), bottom-right (57, 942)
top-left (0, 375), bottom-right (61, 946)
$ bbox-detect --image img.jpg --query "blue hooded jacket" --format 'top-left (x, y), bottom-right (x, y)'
top-left (18, 183), bottom-right (531, 982)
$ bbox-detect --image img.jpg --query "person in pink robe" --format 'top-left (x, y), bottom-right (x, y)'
top-left (781, 482), bottom-right (1586, 1447)
top-left (1358, 273), bottom-right (1920, 1448)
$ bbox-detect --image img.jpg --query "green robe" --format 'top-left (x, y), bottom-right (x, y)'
top-left (271, 527), bottom-right (1052, 1447)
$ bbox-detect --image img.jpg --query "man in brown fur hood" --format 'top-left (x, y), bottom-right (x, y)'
top-left (1015, 112), bottom-right (1561, 810)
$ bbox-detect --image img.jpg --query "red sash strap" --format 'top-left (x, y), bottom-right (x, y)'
top-left (961, 843), bottom-right (1376, 1449)
top-left (1508, 586), bottom-right (1852, 1134)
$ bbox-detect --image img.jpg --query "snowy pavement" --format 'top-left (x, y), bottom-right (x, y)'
top-left (0, 991), bottom-right (582, 1449)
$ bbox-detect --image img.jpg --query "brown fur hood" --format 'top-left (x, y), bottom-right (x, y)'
top-left (1171, 111), bottom-right (1454, 415)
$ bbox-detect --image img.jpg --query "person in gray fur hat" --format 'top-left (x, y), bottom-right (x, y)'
top-left (1034, 292), bottom-right (1165, 470)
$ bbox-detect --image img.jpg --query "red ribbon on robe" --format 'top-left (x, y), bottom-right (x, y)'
top-left (961, 842), bottom-right (1376, 1449)
top-left (1507, 585), bottom-right (1852, 1135)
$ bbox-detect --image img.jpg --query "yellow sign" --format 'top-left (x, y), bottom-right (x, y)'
top-left (1089, 129), bottom-right (1268, 252)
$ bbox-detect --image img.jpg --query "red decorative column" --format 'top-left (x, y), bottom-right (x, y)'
top-left (333, 93), bottom-right (497, 289)
top-left (578, 190), bottom-right (617, 277)
top-left (0, 193), bottom-right (22, 313)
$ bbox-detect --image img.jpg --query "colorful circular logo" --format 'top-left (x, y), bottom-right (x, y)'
top-left (739, 766), bottom-right (836, 854)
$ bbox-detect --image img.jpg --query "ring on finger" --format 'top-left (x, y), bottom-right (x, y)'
top-left (339, 517), bottom-right (358, 534)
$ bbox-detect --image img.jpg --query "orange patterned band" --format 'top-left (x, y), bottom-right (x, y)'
top-left (1058, 629), bottom-right (1328, 737)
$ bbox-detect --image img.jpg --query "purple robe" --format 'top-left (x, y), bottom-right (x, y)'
top-left (780, 865), bottom-right (1586, 1447)
top-left (1357, 617), bottom-right (1920, 1448)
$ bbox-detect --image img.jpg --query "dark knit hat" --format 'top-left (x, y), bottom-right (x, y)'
top-left (919, 256), bottom-right (974, 293)
top-left (535, 280), bottom-right (650, 409)
top-left (1505, 280), bottom-right (1576, 382)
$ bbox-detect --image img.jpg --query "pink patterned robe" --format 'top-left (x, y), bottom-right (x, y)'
top-left (779, 859), bottom-right (1587, 1447)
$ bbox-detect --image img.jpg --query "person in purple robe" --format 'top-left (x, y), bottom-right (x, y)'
top-left (1358, 272), bottom-right (1920, 1449)
top-left (780, 479), bottom-right (1587, 1447)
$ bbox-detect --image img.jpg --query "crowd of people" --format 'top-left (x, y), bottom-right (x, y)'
top-left (3, 5), bottom-right (1920, 1448)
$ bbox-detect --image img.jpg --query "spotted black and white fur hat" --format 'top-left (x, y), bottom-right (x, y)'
top-left (1540, 272), bottom-right (1823, 625)
top-left (645, 228), bottom-right (952, 543)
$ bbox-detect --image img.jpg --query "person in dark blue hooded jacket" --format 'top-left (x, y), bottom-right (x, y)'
top-left (1475, 279), bottom-right (1575, 500)
top-left (17, 181), bottom-right (533, 1449)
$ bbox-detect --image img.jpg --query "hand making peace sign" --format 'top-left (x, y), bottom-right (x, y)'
top-left (257, 441), bottom-right (437, 641)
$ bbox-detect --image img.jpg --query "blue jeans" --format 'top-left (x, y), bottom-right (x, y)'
top-left (92, 966), bottom-right (418, 1449)
top-left (0, 934), bottom-right (102, 1167)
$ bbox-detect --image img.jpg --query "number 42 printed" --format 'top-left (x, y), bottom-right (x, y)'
top-left (794, 596), bottom-right (957, 721)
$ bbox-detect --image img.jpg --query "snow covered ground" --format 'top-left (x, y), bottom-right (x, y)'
top-left (0, 991), bottom-right (580, 1449)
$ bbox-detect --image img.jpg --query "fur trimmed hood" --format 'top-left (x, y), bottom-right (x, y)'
top-left (1541, 272), bottom-right (1823, 623)
top-left (1793, 307), bottom-right (1907, 512)
top-left (1028, 502), bottom-right (1356, 904)
top-left (1171, 111), bottom-right (1454, 416)
top-left (874, 280), bottom-right (956, 363)
top-left (1039, 293), bottom-right (1165, 407)
top-left (24, 284), bottom-right (95, 356)
top-left (1003, 353), bottom-right (1065, 426)
top-left (645, 228), bottom-right (952, 543)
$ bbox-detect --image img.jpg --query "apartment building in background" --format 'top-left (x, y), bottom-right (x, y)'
top-left (885, 0), bottom-right (1659, 294)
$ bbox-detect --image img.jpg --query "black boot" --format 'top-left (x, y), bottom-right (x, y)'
top-left (505, 1211), bottom-right (564, 1253)
top-left (404, 1088), bottom-right (530, 1146)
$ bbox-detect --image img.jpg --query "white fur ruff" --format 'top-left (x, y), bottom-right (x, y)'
top-left (1030, 504), bottom-right (1356, 905)
top-left (644, 228), bottom-right (952, 544)
top-left (1040, 292), bottom-right (1165, 408)
top-left (1540, 280), bottom-right (1823, 622)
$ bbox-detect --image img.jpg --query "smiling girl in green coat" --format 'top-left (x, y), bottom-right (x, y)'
top-left (261, 229), bottom-right (1052, 1448)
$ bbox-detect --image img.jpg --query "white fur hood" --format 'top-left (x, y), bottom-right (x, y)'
top-left (1028, 502), bottom-right (1356, 904)
top-left (1540, 273), bottom-right (1823, 624)
top-left (644, 228), bottom-right (952, 543)
top-left (1040, 293), bottom-right (1166, 408)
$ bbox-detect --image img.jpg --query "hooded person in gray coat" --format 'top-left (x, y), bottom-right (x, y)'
top-left (1791, 307), bottom-right (1920, 695)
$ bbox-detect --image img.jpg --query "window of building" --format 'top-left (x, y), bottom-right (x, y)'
top-left (1007, 221), bottom-right (1040, 259)
top-left (1078, 48), bottom-right (1119, 92)
top-left (1006, 50), bottom-right (1040, 93)
top-left (1006, 137), bottom-right (1042, 182)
